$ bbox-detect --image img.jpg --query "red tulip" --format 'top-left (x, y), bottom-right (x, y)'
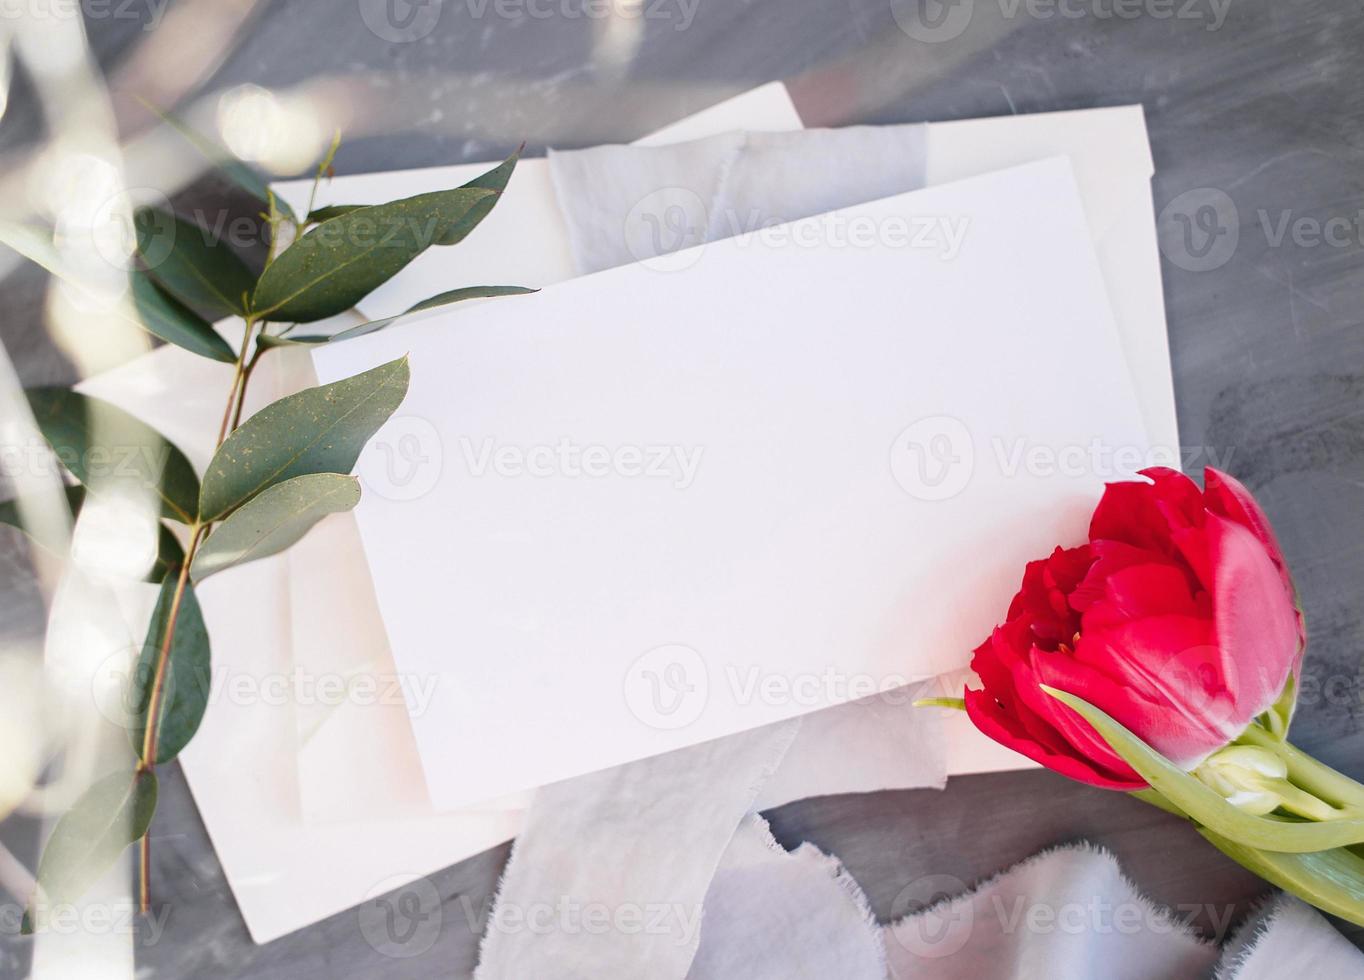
top-left (964, 467), bottom-right (1305, 790)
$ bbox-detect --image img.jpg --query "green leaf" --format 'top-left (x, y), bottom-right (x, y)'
top-left (134, 207), bottom-right (257, 319)
top-left (1042, 686), bottom-right (1364, 853)
top-left (438, 145), bottom-right (522, 247)
top-left (250, 187), bottom-right (496, 322)
top-left (25, 388), bottom-right (200, 524)
top-left (0, 219), bottom-right (69, 279)
top-left (298, 146), bottom-right (518, 246)
top-left (129, 574), bottom-right (211, 765)
top-left (257, 285), bottom-right (535, 349)
top-left (144, 100), bottom-right (296, 221)
top-left (306, 204), bottom-right (363, 224)
top-left (1132, 789), bottom-right (1364, 927)
top-left (1198, 828), bottom-right (1364, 927)
top-left (129, 270), bottom-right (237, 362)
top-left (151, 524), bottom-right (186, 584)
top-left (191, 473), bottom-right (359, 581)
top-left (21, 768), bottom-right (158, 934)
top-left (0, 486), bottom-right (183, 583)
top-left (198, 356), bottom-right (409, 521)
top-left (0, 484), bottom-right (85, 553)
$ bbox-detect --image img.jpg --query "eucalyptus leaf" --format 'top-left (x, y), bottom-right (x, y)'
top-left (151, 524), bottom-right (186, 583)
top-left (257, 285), bottom-right (535, 348)
top-left (306, 204), bottom-right (362, 223)
top-left (25, 388), bottom-right (200, 524)
top-left (1042, 686), bottom-right (1364, 853)
top-left (145, 101), bottom-right (296, 221)
top-left (0, 484), bottom-right (85, 553)
top-left (438, 144), bottom-right (522, 247)
top-left (0, 219), bottom-right (69, 279)
top-left (21, 769), bottom-right (158, 934)
top-left (198, 356), bottom-right (409, 520)
top-left (0, 485), bottom-right (183, 583)
top-left (191, 473), bottom-right (359, 581)
top-left (130, 269), bottom-right (237, 362)
top-left (250, 187), bottom-right (495, 322)
top-left (134, 207), bottom-right (257, 319)
top-left (129, 574), bottom-right (211, 765)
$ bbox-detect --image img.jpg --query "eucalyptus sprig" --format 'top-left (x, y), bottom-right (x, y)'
top-left (2, 113), bottom-right (533, 928)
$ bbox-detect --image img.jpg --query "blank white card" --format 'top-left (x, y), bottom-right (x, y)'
top-left (313, 157), bottom-right (1150, 811)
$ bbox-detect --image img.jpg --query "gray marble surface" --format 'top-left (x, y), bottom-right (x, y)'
top-left (2, 0), bottom-right (1364, 976)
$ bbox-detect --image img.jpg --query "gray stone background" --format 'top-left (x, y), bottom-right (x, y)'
top-left (1, 0), bottom-right (1363, 976)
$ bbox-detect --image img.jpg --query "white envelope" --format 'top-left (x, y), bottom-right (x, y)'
top-left (310, 156), bottom-right (1150, 811)
top-left (277, 101), bottom-right (1174, 824)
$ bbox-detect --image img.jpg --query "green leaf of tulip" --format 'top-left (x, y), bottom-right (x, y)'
top-left (257, 285), bottom-right (535, 349)
top-left (1198, 827), bottom-right (1364, 928)
top-left (134, 207), bottom-right (257, 319)
top-left (130, 270), bottom-right (238, 363)
top-left (250, 187), bottom-right (496, 322)
top-left (191, 473), bottom-right (359, 581)
top-left (1042, 685), bottom-right (1364, 853)
top-left (129, 575), bottom-right (211, 765)
top-left (198, 356), bottom-right (409, 521)
top-left (25, 388), bottom-right (200, 524)
top-left (21, 768), bottom-right (158, 934)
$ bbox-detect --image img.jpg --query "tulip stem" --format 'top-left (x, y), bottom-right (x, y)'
top-left (1237, 724), bottom-right (1364, 815)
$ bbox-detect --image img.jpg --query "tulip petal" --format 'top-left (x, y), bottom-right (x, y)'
top-left (1030, 645), bottom-right (1229, 771)
top-left (1015, 650), bottom-right (1144, 779)
top-left (963, 688), bottom-right (1142, 790)
top-left (1202, 468), bottom-right (1286, 569)
top-left (1083, 562), bottom-right (1202, 627)
top-left (1068, 614), bottom-right (1236, 765)
top-left (1203, 512), bottom-right (1303, 719)
top-left (1069, 540), bottom-right (1166, 612)
top-left (1089, 468), bottom-right (1202, 555)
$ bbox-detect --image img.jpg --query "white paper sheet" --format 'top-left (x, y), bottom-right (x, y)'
top-left (311, 157), bottom-right (1150, 811)
top-left (275, 83), bottom-right (803, 828)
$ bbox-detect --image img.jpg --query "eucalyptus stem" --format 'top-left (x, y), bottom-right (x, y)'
top-left (138, 313), bottom-right (259, 914)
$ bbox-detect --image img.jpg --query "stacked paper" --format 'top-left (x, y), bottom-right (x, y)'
top-left (75, 83), bottom-right (1177, 942)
